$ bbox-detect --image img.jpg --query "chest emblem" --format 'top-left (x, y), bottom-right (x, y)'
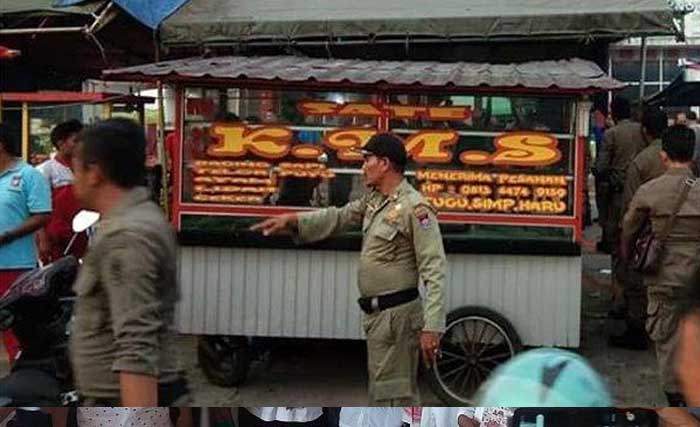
top-left (385, 203), bottom-right (402, 224)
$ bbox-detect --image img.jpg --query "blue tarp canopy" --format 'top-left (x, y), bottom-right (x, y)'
top-left (53, 0), bottom-right (188, 29)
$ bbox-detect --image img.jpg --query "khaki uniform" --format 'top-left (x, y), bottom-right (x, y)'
top-left (622, 167), bottom-right (700, 394)
top-left (619, 139), bottom-right (666, 328)
top-left (71, 187), bottom-right (184, 403)
top-left (596, 119), bottom-right (645, 240)
top-left (297, 179), bottom-right (446, 405)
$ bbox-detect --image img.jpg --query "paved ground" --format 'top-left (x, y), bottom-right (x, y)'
top-left (0, 227), bottom-right (667, 407)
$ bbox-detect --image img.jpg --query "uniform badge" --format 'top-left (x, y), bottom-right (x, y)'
top-left (10, 175), bottom-right (21, 188)
top-left (385, 203), bottom-right (402, 224)
top-left (414, 205), bottom-right (432, 229)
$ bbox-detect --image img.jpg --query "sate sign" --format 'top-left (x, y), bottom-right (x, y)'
top-left (187, 101), bottom-right (573, 217)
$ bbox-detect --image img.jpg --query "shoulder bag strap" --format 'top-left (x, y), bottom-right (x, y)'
top-left (658, 173), bottom-right (697, 243)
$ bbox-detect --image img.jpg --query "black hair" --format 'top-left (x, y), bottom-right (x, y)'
top-left (77, 118), bottom-right (146, 188)
top-left (0, 122), bottom-right (21, 157)
top-left (641, 108), bottom-right (668, 139)
top-left (688, 111), bottom-right (698, 121)
top-left (215, 112), bottom-right (240, 122)
top-left (610, 97), bottom-right (631, 121)
top-left (661, 125), bottom-right (695, 162)
top-left (50, 119), bottom-right (83, 149)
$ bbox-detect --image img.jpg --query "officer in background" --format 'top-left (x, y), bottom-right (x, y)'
top-left (621, 125), bottom-right (700, 406)
top-left (252, 133), bottom-right (446, 405)
top-left (609, 108), bottom-right (667, 350)
top-left (595, 97), bottom-right (645, 248)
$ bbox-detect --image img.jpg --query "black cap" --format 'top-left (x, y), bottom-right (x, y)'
top-left (360, 133), bottom-right (407, 168)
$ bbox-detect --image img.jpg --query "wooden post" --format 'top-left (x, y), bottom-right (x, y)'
top-left (639, 37), bottom-right (648, 104)
top-left (137, 103), bottom-right (146, 125)
top-left (157, 81), bottom-right (170, 218)
top-left (21, 102), bottom-right (29, 161)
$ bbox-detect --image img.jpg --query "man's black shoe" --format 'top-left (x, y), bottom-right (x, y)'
top-left (608, 327), bottom-right (649, 350)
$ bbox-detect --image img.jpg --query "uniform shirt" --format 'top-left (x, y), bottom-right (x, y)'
top-left (595, 119), bottom-right (645, 190)
top-left (77, 408), bottom-right (171, 427)
top-left (297, 178), bottom-right (447, 332)
top-left (622, 138), bottom-right (666, 213)
top-left (0, 160), bottom-right (51, 269)
top-left (71, 187), bottom-right (182, 401)
top-left (245, 408), bottom-right (323, 423)
top-left (622, 166), bottom-right (700, 288)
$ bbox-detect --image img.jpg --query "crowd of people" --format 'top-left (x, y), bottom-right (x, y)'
top-left (0, 100), bottom-right (699, 412)
top-left (0, 118), bottom-right (188, 407)
top-left (592, 98), bottom-right (700, 406)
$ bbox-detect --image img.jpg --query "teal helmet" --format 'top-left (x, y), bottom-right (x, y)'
top-left (475, 348), bottom-right (612, 407)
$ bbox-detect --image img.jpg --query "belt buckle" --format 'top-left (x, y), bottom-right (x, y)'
top-left (370, 296), bottom-right (380, 313)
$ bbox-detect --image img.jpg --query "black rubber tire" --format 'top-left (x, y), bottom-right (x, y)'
top-left (197, 335), bottom-right (251, 387)
top-left (425, 305), bottom-right (523, 405)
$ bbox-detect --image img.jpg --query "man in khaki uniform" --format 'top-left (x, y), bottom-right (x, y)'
top-left (622, 125), bottom-right (700, 407)
top-left (253, 133), bottom-right (446, 405)
top-left (596, 97), bottom-right (645, 236)
top-left (611, 108), bottom-right (668, 350)
top-left (71, 119), bottom-right (187, 406)
top-left (595, 98), bottom-right (645, 327)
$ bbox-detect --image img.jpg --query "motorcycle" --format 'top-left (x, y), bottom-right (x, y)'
top-left (0, 210), bottom-right (99, 406)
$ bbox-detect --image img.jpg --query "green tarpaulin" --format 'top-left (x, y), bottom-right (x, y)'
top-left (161, 0), bottom-right (684, 46)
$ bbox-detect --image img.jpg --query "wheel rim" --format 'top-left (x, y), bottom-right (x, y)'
top-left (432, 315), bottom-right (516, 404)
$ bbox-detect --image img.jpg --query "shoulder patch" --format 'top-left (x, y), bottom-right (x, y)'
top-left (414, 205), bottom-right (433, 229)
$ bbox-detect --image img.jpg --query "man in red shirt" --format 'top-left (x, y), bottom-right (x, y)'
top-left (36, 119), bottom-right (87, 263)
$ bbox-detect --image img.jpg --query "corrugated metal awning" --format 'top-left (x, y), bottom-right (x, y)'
top-left (103, 55), bottom-right (625, 93)
top-left (159, 0), bottom-right (687, 46)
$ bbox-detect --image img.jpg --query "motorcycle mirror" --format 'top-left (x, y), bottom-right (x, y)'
top-left (72, 210), bottom-right (100, 233)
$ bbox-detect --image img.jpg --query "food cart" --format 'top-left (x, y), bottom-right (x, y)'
top-left (103, 55), bottom-right (623, 404)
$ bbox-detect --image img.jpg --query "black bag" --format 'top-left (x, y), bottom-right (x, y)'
top-left (631, 174), bottom-right (697, 274)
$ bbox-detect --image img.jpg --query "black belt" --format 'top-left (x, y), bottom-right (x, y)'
top-left (358, 288), bottom-right (419, 314)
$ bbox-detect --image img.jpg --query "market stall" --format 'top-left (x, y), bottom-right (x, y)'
top-left (0, 91), bottom-right (153, 164)
top-left (104, 54), bottom-right (624, 403)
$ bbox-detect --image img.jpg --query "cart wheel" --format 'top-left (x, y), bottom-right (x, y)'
top-left (426, 306), bottom-right (523, 405)
top-left (197, 335), bottom-right (251, 387)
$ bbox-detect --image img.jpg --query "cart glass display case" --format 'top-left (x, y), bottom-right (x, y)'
top-left (177, 86), bottom-right (580, 253)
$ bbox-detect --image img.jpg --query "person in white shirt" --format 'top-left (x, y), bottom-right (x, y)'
top-left (35, 119), bottom-right (85, 263)
top-left (240, 408), bottom-right (325, 427)
top-left (339, 407), bottom-right (403, 427)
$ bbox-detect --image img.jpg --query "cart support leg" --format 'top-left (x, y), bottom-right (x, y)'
top-left (21, 102), bottom-right (29, 162)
